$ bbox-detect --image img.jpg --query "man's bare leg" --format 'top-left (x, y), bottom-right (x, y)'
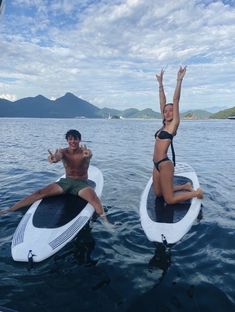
top-left (0, 183), bottom-right (64, 216)
top-left (78, 187), bottom-right (110, 224)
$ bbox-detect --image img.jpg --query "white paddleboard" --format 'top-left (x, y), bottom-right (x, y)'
top-left (0, 307), bottom-right (18, 312)
top-left (11, 165), bottom-right (103, 262)
top-left (140, 162), bottom-right (202, 244)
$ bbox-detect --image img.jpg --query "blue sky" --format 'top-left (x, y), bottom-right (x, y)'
top-left (0, 0), bottom-right (235, 112)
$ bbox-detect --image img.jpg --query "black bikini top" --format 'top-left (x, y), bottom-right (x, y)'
top-left (155, 130), bottom-right (173, 140)
top-left (154, 129), bottom-right (176, 166)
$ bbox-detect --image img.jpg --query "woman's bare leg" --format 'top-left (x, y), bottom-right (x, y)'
top-left (154, 165), bottom-right (193, 195)
top-left (174, 182), bottom-right (193, 192)
top-left (159, 162), bottom-right (203, 204)
top-left (153, 167), bottom-right (162, 197)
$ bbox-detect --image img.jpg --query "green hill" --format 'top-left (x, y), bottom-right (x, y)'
top-left (99, 107), bottom-right (161, 119)
top-left (130, 108), bottom-right (161, 119)
top-left (122, 108), bottom-right (140, 118)
top-left (210, 106), bottom-right (235, 119)
top-left (181, 110), bottom-right (212, 120)
top-left (97, 107), bottom-right (122, 118)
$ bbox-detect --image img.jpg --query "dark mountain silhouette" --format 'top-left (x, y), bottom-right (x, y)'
top-left (13, 95), bottom-right (52, 117)
top-left (0, 93), bottom-right (101, 118)
top-left (0, 92), bottom-right (231, 119)
top-left (52, 92), bottom-right (100, 118)
top-left (0, 98), bottom-right (14, 116)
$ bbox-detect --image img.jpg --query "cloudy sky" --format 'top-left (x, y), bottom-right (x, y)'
top-left (0, 0), bottom-right (235, 112)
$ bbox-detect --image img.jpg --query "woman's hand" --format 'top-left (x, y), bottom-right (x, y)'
top-left (177, 66), bottom-right (187, 81)
top-left (156, 69), bottom-right (164, 85)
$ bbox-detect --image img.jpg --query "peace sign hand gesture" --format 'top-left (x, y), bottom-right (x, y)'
top-left (81, 145), bottom-right (92, 159)
top-left (48, 149), bottom-right (62, 163)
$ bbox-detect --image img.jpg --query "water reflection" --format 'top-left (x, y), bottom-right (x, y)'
top-left (52, 222), bottom-right (97, 267)
top-left (73, 223), bottom-right (98, 267)
top-left (148, 241), bottom-right (172, 281)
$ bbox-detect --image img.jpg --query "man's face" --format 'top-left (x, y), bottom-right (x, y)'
top-left (67, 135), bottom-right (80, 150)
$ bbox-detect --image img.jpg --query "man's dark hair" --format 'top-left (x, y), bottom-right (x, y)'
top-left (65, 129), bottom-right (81, 140)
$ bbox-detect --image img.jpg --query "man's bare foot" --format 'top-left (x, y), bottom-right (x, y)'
top-left (195, 188), bottom-right (203, 199)
top-left (0, 208), bottom-right (9, 216)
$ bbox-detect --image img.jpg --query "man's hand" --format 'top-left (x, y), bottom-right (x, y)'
top-left (81, 145), bottom-right (92, 159)
top-left (48, 149), bottom-right (61, 163)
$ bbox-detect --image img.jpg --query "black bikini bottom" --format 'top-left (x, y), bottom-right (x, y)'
top-left (153, 157), bottom-right (170, 172)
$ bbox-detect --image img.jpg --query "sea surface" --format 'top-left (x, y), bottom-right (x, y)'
top-left (0, 118), bottom-right (234, 312)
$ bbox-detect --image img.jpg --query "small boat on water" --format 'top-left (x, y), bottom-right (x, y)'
top-left (228, 116), bottom-right (235, 120)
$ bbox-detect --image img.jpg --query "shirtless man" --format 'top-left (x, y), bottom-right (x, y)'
top-left (0, 129), bottom-right (109, 224)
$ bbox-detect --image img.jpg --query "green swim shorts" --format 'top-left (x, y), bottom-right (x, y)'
top-left (56, 177), bottom-right (89, 196)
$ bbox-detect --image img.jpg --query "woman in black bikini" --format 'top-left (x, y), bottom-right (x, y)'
top-left (153, 66), bottom-right (203, 203)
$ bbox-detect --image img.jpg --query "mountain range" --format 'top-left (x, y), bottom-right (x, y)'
top-left (0, 92), bottom-right (234, 119)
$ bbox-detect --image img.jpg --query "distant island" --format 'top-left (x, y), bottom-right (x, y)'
top-left (0, 92), bottom-right (234, 119)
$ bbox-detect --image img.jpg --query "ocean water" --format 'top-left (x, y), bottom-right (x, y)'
top-left (0, 118), bottom-right (234, 312)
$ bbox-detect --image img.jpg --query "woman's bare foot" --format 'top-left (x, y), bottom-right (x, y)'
top-left (183, 182), bottom-right (194, 192)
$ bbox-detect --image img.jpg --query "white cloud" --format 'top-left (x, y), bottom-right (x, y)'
top-left (0, 0), bottom-right (235, 111)
top-left (0, 93), bottom-right (17, 101)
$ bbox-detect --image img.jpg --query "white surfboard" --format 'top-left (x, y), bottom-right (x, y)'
top-left (11, 165), bottom-right (103, 262)
top-left (140, 162), bottom-right (202, 244)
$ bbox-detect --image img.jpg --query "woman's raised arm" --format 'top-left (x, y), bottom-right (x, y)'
top-left (172, 66), bottom-right (187, 125)
top-left (156, 69), bottom-right (166, 117)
